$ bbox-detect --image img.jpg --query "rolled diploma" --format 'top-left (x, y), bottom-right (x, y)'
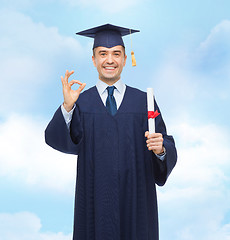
top-left (147, 88), bottom-right (155, 133)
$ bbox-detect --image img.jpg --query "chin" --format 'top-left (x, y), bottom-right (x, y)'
top-left (101, 76), bottom-right (120, 83)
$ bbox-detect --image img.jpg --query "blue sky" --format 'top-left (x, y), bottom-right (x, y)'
top-left (0, 0), bottom-right (230, 239)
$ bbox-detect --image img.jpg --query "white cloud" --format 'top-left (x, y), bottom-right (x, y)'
top-left (158, 122), bottom-right (230, 240)
top-left (0, 212), bottom-right (72, 240)
top-left (62, 0), bottom-right (147, 13)
top-left (1, 0), bottom-right (60, 11)
top-left (196, 19), bottom-right (230, 78)
top-left (1, 0), bottom-right (150, 13)
top-left (1, 0), bottom-right (33, 10)
top-left (199, 20), bottom-right (230, 54)
top-left (0, 114), bottom-right (77, 194)
top-left (0, 9), bottom-right (85, 115)
top-left (152, 20), bottom-right (230, 124)
top-left (0, 9), bottom-right (83, 68)
top-left (152, 47), bottom-right (199, 121)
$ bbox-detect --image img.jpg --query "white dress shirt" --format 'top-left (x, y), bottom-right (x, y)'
top-left (96, 79), bottom-right (126, 109)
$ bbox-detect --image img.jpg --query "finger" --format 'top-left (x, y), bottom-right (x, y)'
top-left (148, 133), bottom-right (157, 139)
top-left (148, 133), bottom-right (162, 140)
top-left (147, 140), bottom-right (159, 146)
top-left (147, 134), bottom-right (160, 142)
top-left (62, 75), bottom-right (70, 89)
top-left (64, 70), bottom-right (75, 83)
top-left (145, 131), bottom-right (149, 138)
top-left (67, 70), bottom-right (75, 78)
top-left (64, 70), bottom-right (69, 83)
top-left (147, 136), bottom-right (163, 145)
top-left (147, 133), bottom-right (156, 139)
top-left (77, 82), bottom-right (86, 93)
top-left (147, 135), bottom-right (163, 142)
top-left (148, 147), bottom-right (162, 152)
top-left (147, 143), bottom-right (162, 150)
top-left (61, 76), bottom-right (64, 86)
top-left (147, 144), bottom-right (158, 151)
top-left (147, 142), bottom-right (162, 148)
top-left (69, 80), bottom-right (83, 87)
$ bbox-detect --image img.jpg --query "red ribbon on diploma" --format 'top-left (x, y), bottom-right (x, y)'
top-left (148, 110), bottom-right (160, 119)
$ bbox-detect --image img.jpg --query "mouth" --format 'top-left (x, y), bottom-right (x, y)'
top-left (103, 66), bottom-right (116, 70)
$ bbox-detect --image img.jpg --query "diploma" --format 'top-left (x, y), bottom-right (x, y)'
top-left (147, 88), bottom-right (160, 134)
top-left (147, 88), bottom-right (155, 133)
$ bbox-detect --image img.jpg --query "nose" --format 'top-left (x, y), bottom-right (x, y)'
top-left (106, 53), bottom-right (114, 64)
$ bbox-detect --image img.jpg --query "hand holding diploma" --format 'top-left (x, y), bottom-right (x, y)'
top-left (146, 88), bottom-right (164, 155)
top-left (145, 131), bottom-right (164, 155)
top-left (61, 70), bottom-right (86, 112)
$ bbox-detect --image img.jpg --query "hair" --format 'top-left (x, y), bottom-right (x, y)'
top-left (93, 46), bottom-right (126, 57)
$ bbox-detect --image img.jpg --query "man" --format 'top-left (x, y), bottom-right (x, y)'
top-left (45, 24), bottom-right (177, 240)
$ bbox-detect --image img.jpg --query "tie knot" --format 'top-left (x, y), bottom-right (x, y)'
top-left (107, 86), bottom-right (116, 96)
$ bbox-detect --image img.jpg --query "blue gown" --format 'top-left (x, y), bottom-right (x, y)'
top-left (45, 85), bottom-right (177, 240)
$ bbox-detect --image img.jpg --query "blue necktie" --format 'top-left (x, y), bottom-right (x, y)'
top-left (106, 86), bottom-right (117, 116)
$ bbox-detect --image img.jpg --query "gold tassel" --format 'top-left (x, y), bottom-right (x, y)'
top-left (131, 51), bottom-right (136, 66)
top-left (130, 29), bottom-right (136, 67)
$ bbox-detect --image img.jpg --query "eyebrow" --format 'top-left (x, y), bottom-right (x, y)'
top-left (98, 50), bottom-right (122, 54)
top-left (98, 50), bottom-right (107, 53)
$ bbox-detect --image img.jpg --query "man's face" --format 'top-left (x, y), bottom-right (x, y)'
top-left (92, 45), bottom-right (127, 84)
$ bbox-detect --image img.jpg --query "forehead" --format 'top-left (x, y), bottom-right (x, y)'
top-left (94, 45), bottom-right (125, 53)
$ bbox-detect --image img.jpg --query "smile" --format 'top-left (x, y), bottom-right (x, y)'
top-left (104, 66), bottom-right (116, 70)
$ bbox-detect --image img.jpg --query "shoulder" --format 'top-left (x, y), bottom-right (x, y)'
top-left (77, 86), bottom-right (96, 101)
top-left (126, 85), bottom-right (147, 101)
top-left (75, 86), bottom-right (97, 110)
top-left (80, 86), bottom-right (96, 96)
top-left (126, 85), bottom-right (146, 96)
top-left (122, 85), bottom-right (147, 113)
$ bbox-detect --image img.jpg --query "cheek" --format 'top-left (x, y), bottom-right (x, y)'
top-left (97, 63), bottom-right (104, 73)
top-left (119, 60), bottom-right (125, 69)
top-left (118, 58), bottom-right (125, 67)
top-left (94, 61), bottom-right (101, 71)
top-left (97, 59), bottom-right (104, 67)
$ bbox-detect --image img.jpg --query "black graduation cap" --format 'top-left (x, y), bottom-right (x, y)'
top-left (76, 24), bottom-right (140, 66)
top-left (76, 23), bottom-right (139, 49)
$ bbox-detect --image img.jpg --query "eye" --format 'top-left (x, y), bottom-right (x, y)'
top-left (100, 52), bottom-right (106, 57)
top-left (114, 52), bottom-right (121, 57)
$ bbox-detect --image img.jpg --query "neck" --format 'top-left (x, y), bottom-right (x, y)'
top-left (99, 77), bottom-right (120, 86)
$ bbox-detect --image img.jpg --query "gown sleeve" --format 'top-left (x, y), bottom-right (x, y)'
top-left (45, 105), bottom-right (83, 155)
top-left (152, 101), bottom-right (177, 186)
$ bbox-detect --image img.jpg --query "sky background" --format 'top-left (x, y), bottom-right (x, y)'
top-left (0, 0), bottom-right (230, 239)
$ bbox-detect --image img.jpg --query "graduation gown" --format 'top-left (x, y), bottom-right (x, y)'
top-left (45, 85), bottom-right (177, 240)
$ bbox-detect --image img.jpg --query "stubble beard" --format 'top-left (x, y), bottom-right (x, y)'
top-left (99, 74), bottom-right (121, 85)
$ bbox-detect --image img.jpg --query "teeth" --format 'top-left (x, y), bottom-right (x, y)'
top-left (105, 67), bottom-right (115, 70)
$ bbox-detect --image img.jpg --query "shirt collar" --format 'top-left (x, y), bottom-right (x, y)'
top-left (96, 79), bottom-right (125, 95)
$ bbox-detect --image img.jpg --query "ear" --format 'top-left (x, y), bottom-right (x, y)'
top-left (92, 55), bottom-right (96, 67)
top-left (123, 54), bottom-right (127, 66)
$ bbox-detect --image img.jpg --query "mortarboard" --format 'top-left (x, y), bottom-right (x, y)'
top-left (76, 24), bottom-right (140, 66)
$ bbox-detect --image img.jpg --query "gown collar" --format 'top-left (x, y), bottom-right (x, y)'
top-left (96, 79), bottom-right (125, 96)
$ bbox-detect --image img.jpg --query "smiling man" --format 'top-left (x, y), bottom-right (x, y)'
top-left (92, 45), bottom-right (127, 84)
top-left (45, 24), bottom-right (177, 240)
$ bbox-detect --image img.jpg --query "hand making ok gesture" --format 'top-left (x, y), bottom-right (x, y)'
top-left (61, 70), bottom-right (86, 112)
